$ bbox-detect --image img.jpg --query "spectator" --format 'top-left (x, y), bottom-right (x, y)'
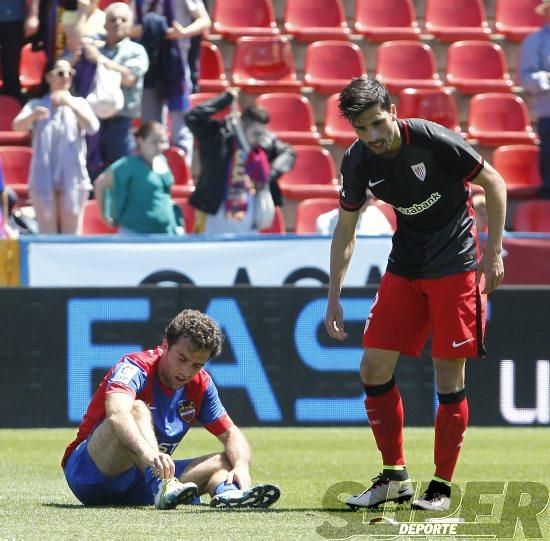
top-left (188, 0), bottom-right (209, 93)
top-left (93, 120), bottom-right (182, 235)
top-left (133, 0), bottom-right (211, 163)
top-left (520, 0), bottom-right (550, 198)
top-left (80, 2), bottom-right (149, 178)
top-left (0, 0), bottom-right (40, 100)
top-left (186, 90), bottom-right (296, 234)
top-left (12, 58), bottom-right (99, 234)
top-left (62, 0), bottom-right (106, 54)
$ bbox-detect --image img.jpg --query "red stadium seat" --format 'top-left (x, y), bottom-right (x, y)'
top-left (0, 95), bottom-right (30, 145)
top-left (493, 145), bottom-right (542, 198)
top-left (446, 41), bottom-right (514, 94)
top-left (398, 88), bottom-right (461, 134)
top-left (259, 206), bottom-right (286, 234)
top-left (19, 44), bottom-right (47, 91)
top-left (303, 41), bottom-right (366, 95)
top-left (468, 93), bottom-right (537, 147)
top-left (172, 197), bottom-right (196, 234)
top-left (354, 0), bottom-right (421, 41)
top-left (495, 0), bottom-right (544, 42)
top-left (323, 93), bottom-right (357, 147)
top-left (278, 146), bottom-right (339, 201)
top-left (0, 145), bottom-right (32, 198)
top-left (375, 41), bottom-right (442, 93)
top-left (81, 200), bottom-right (117, 235)
top-left (513, 201), bottom-right (550, 232)
top-left (189, 92), bottom-right (237, 120)
top-left (198, 42), bottom-right (228, 92)
top-left (284, 0), bottom-right (350, 42)
top-left (213, 0), bottom-right (279, 40)
top-left (425, 0), bottom-right (492, 42)
top-left (295, 197), bottom-right (339, 234)
top-left (255, 93), bottom-right (320, 145)
top-left (164, 146), bottom-right (194, 198)
top-left (231, 36), bottom-right (302, 93)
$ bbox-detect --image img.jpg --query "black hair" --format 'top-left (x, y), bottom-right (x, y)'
top-left (134, 120), bottom-right (164, 140)
top-left (338, 76), bottom-right (391, 123)
top-left (241, 105), bottom-right (269, 125)
top-left (164, 309), bottom-right (224, 358)
top-left (38, 58), bottom-right (73, 97)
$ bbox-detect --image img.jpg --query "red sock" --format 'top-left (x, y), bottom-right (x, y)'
top-left (434, 396), bottom-right (469, 481)
top-left (364, 382), bottom-right (405, 466)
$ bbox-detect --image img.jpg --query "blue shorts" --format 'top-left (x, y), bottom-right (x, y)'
top-left (64, 440), bottom-right (193, 506)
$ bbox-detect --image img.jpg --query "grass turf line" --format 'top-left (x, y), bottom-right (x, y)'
top-left (0, 427), bottom-right (548, 540)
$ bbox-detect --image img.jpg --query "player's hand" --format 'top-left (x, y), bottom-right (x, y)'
top-left (226, 464), bottom-right (251, 491)
top-left (477, 250), bottom-right (504, 294)
top-left (146, 452), bottom-right (175, 480)
top-left (325, 298), bottom-right (347, 340)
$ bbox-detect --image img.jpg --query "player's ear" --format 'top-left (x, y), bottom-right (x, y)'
top-left (390, 103), bottom-right (397, 121)
top-left (162, 338), bottom-right (168, 350)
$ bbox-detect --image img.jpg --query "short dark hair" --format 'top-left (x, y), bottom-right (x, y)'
top-left (164, 309), bottom-right (224, 357)
top-left (338, 76), bottom-right (391, 123)
top-left (134, 120), bottom-right (164, 140)
top-left (241, 105), bottom-right (269, 125)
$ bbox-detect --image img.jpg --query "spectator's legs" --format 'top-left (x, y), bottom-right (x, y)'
top-left (141, 87), bottom-right (164, 123)
top-left (31, 192), bottom-right (59, 233)
top-left (538, 117), bottom-right (550, 199)
top-left (169, 110), bottom-right (193, 164)
top-left (0, 21), bottom-right (24, 100)
top-left (187, 0), bottom-right (208, 93)
top-left (99, 117), bottom-right (135, 168)
top-left (59, 189), bottom-right (90, 234)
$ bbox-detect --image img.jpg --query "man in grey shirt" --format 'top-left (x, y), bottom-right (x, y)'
top-left (520, 0), bottom-right (550, 198)
top-left (82, 2), bottom-right (149, 173)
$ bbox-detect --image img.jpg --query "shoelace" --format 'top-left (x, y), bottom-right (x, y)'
top-left (355, 473), bottom-right (390, 496)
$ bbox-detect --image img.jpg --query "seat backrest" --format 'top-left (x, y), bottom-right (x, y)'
top-left (279, 146), bottom-right (337, 186)
top-left (199, 42), bottom-right (227, 81)
top-left (232, 36), bottom-right (298, 82)
top-left (324, 93), bottom-right (355, 134)
top-left (493, 145), bottom-right (542, 187)
top-left (295, 198), bottom-right (340, 233)
top-left (81, 200), bottom-right (117, 234)
top-left (495, 0), bottom-right (544, 27)
top-left (447, 41), bottom-right (508, 79)
top-left (255, 93), bottom-right (315, 132)
top-left (0, 95), bottom-right (23, 131)
top-left (0, 146), bottom-right (32, 184)
top-left (172, 197), bottom-right (196, 233)
top-left (469, 93), bottom-right (531, 131)
top-left (214, 0), bottom-right (276, 28)
top-left (163, 147), bottom-right (192, 187)
top-left (376, 41), bottom-right (438, 80)
top-left (425, 0), bottom-right (487, 26)
top-left (285, 0), bottom-right (347, 27)
top-left (19, 44), bottom-right (47, 86)
top-left (513, 201), bottom-right (550, 232)
top-left (305, 41), bottom-right (365, 79)
top-left (355, 0), bottom-right (417, 27)
top-left (398, 88), bottom-right (460, 132)
top-left (259, 206), bottom-right (286, 233)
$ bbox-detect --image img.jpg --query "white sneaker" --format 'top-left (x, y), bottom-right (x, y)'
top-left (346, 473), bottom-right (413, 509)
top-left (411, 491), bottom-right (450, 511)
top-left (154, 478), bottom-right (199, 510)
top-left (210, 484), bottom-right (280, 509)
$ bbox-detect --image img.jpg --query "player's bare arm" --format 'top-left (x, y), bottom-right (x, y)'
top-left (217, 426), bottom-right (252, 490)
top-left (105, 392), bottom-right (175, 479)
top-left (471, 162), bottom-right (507, 294)
top-left (325, 207), bottom-right (361, 340)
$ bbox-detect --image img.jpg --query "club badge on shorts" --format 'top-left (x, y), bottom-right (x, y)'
top-left (178, 400), bottom-right (196, 423)
top-left (411, 162), bottom-right (426, 181)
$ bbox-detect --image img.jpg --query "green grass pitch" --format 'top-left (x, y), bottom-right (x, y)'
top-left (1, 427), bottom-right (548, 540)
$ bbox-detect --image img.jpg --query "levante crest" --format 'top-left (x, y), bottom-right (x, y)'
top-left (178, 400), bottom-right (196, 423)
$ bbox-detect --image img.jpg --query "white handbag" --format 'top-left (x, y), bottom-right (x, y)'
top-left (253, 186), bottom-right (275, 230)
top-left (86, 61), bottom-right (124, 119)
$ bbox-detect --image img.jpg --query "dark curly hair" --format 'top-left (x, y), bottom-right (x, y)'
top-left (338, 76), bottom-right (391, 123)
top-left (164, 309), bottom-right (224, 358)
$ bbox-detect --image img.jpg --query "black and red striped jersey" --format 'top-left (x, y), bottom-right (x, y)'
top-left (340, 118), bottom-right (484, 278)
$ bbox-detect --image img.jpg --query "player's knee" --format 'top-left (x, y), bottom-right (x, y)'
top-left (434, 358), bottom-right (465, 393)
top-left (360, 353), bottom-right (394, 385)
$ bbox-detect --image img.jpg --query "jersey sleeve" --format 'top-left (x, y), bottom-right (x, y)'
top-left (339, 147), bottom-right (368, 212)
top-left (197, 378), bottom-right (234, 436)
top-left (428, 123), bottom-right (484, 183)
top-left (105, 357), bottom-right (148, 397)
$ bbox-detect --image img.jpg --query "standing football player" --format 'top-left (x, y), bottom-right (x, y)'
top-left (62, 309), bottom-right (280, 509)
top-left (324, 77), bottom-right (506, 511)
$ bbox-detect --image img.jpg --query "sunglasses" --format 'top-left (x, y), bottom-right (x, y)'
top-left (53, 69), bottom-right (75, 78)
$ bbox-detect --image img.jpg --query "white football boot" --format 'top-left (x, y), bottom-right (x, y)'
top-left (411, 489), bottom-right (451, 511)
top-left (154, 478), bottom-right (199, 510)
top-left (346, 473), bottom-right (413, 509)
top-left (210, 484), bottom-right (280, 509)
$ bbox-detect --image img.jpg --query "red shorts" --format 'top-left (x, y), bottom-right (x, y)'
top-left (363, 271), bottom-right (486, 358)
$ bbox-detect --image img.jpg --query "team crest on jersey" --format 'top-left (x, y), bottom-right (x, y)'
top-left (411, 162), bottom-right (426, 181)
top-left (178, 400), bottom-right (196, 423)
